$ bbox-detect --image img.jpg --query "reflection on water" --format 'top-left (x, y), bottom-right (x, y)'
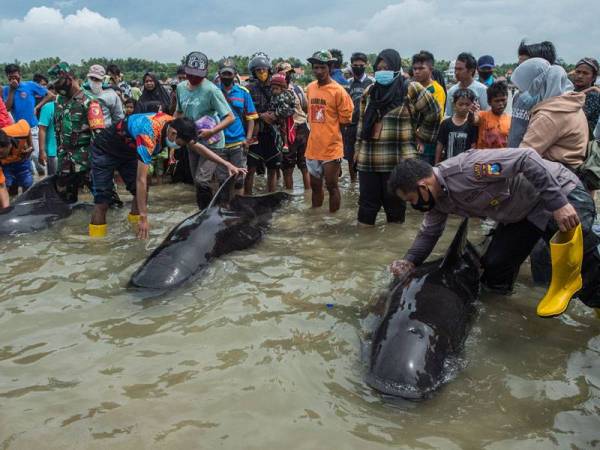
top-left (1, 175), bottom-right (599, 449)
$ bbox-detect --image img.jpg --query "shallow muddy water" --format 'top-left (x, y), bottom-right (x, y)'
top-left (1, 174), bottom-right (599, 450)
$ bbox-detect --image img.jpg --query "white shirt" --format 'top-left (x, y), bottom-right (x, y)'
top-left (445, 79), bottom-right (489, 117)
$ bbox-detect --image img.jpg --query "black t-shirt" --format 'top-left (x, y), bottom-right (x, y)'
top-left (437, 117), bottom-right (478, 159)
top-left (92, 119), bottom-right (138, 161)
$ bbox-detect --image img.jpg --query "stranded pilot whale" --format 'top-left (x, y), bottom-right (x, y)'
top-left (366, 219), bottom-right (481, 400)
top-left (0, 175), bottom-right (73, 236)
top-left (129, 175), bottom-right (290, 290)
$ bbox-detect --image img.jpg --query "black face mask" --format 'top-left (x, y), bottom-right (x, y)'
top-left (478, 70), bottom-right (493, 81)
top-left (352, 66), bottom-right (366, 78)
top-left (55, 77), bottom-right (72, 96)
top-left (411, 186), bottom-right (436, 212)
top-left (221, 78), bottom-right (234, 87)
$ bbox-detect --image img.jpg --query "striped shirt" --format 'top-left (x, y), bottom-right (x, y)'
top-left (356, 81), bottom-right (441, 172)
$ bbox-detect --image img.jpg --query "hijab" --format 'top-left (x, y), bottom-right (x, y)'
top-left (360, 49), bottom-right (407, 140)
top-left (136, 72), bottom-right (172, 114)
top-left (511, 57), bottom-right (573, 110)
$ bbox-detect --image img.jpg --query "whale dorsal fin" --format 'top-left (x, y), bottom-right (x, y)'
top-left (439, 218), bottom-right (469, 272)
top-left (207, 174), bottom-right (237, 209)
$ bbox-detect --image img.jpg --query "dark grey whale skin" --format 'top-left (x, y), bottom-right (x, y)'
top-left (0, 175), bottom-right (72, 236)
top-left (129, 175), bottom-right (290, 290)
top-left (367, 219), bottom-right (481, 400)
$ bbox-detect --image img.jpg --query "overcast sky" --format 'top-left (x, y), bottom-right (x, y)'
top-left (1, 1), bottom-right (598, 64)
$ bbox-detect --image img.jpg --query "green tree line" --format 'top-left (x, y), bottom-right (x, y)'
top-left (0, 55), bottom-right (576, 86)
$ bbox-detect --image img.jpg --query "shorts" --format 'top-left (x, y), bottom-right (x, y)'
top-left (215, 144), bottom-right (247, 187)
top-left (91, 146), bottom-right (137, 204)
top-left (248, 130), bottom-right (282, 170)
top-left (282, 123), bottom-right (308, 170)
top-left (2, 159), bottom-right (34, 189)
top-left (306, 158), bottom-right (342, 178)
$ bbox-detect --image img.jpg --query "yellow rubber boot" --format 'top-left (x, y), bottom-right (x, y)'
top-left (537, 224), bottom-right (583, 317)
top-left (128, 213), bottom-right (140, 224)
top-left (89, 223), bottom-right (107, 238)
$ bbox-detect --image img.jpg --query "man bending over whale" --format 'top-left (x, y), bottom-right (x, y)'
top-left (388, 147), bottom-right (600, 312)
top-left (89, 112), bottom-right (246, 239)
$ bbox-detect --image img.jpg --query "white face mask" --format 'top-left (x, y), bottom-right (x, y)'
top-left (89, 79), bottom-right (103, 95)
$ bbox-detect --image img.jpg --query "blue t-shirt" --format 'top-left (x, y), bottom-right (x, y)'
top-left (2, 81), bottom-right (47, 127)
top-left (220, 84), bottom-right (258, 147)
top-left (331, 68), bottom-right (349, 86)
top-left (38, 102), bottom-right (57, 157)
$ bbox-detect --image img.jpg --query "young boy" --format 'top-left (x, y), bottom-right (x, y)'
top-left (474, 81), bottom-right (511, 149)
top-left (267, 73), bottom-right (296, 152)
top-left (435, 89), bottom-right (478, 164)
top-left (0, 119), bottom-right (34, 196)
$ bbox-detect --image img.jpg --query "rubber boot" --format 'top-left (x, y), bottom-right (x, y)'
top-left (537, 224), bottom-right (583, 317)
top-left (127, 213), bottom-right (140, 224)
top-left (89, 223), bottom-right (107, 238)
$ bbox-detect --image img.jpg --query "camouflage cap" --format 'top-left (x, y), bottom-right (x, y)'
top-left (275, 61), bottom-right (293, 73)
top-left (48, 61), bottom-right (72, 78)
top-left (307, 50), bottom-right (336, 65)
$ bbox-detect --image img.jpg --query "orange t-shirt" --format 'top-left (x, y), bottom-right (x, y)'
top-left (476, 111), bottom-right (511, 149)
top-left (0, 119), bottom-right (31, 165)
top-left (305, 80), bottom-right (354, 160)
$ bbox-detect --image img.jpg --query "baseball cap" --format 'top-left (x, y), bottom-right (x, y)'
top-left (477, 55), bottom-right (495, 69)
top-left (87, 64), bottom-right (106, 80)
top-left (184, 51), bottom-right (209, 77)
top-left (218, 58), bottom-right (237, 75)
top-left (308, 50), bottom-right (336, 65)
top-left (275, 61), bottom-right (293, 73)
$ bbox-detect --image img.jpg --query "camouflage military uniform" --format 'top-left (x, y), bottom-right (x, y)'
top-left (54, 90), bottom-right (104, 173)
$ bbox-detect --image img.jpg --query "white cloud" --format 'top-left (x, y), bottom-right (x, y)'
top-left (0, 2), bottom-right (599, 64)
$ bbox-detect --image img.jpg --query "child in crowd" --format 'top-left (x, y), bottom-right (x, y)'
top-left (0, 119), bottom-right (34, 196)
top-left (268, 73), bottom-right (296, 152)
top-left (435, 89), bottom-right (479, 164)
top-left (123, 98), bottom-right (136, 116)
top-left (474, 81), bottom-right (511, 149)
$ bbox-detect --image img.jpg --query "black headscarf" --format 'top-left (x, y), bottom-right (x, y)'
top-left (135, 72), bottom-right (172, 114)
top-left (360, 49), bottom-right (407, 140)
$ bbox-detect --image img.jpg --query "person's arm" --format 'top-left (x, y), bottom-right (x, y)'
top-left (188, 141), bottom-right (247, 176)
top-left (337, 89), bottom-right (354, 125)
top-left (434, 141), bottom-right (444, 164)
top-left (444, 88), bottom-right (454, 118)
top-left (402, 210), bottom-right (449, 266)
top-left (411, 82), bottom-right (441, 144)
top-left (38, 125), bottom-right (47, 165)
top-left (135, 161), bottom-right (150, 239)
top-left (520, 114), bottom-right (559, 155)
top-left (112, 93), bottom-right (125, 122)
top-left (0, 184), bottom-right (9, 208)
top-left (34, 92), bottom-right (54, 115)
top-left (5, 85), bottom-right (16, 113)
top-left (594, 115), bottom-right (600, 141)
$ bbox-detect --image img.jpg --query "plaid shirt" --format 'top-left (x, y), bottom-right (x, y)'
top-left (356, 81), bottom-right (440, 172)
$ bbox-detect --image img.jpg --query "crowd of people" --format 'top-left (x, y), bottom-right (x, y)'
top-left (0, 39), bottom-right (599, 311)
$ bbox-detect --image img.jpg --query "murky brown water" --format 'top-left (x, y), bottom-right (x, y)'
top-left (1, 174), bottom-right (599, 450)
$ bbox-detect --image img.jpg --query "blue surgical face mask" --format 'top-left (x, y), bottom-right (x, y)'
top-left (374, 70), bottom-right (396, 86)
top-left (166, 138), bottom-right (180, 149)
